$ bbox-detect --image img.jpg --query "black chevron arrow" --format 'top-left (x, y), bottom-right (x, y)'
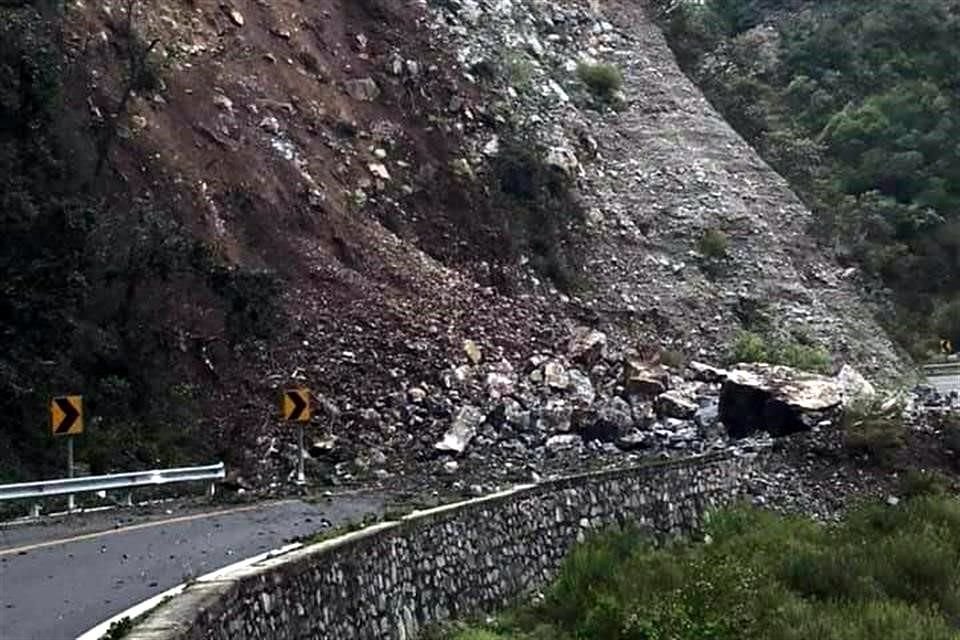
top-left (286, 390), bottom-right (308, 421)
top-left (54, 397), bottom-right (80, 434)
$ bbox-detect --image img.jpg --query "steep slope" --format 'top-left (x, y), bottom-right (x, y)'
top-left (427, 0), bottom-right (907, 375)
top-left (0, 0), bottom-right (908, 487)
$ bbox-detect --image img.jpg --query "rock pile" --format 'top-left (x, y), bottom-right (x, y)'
top-left (297, 323), bottom-right (890, 498)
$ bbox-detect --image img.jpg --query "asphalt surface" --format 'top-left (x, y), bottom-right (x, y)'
top-left (929, 374), bottom-right (959, 394)
top-left (0, 495), bottom-right (383, 640)
top-left (926, 365), bottom-right (960, 395)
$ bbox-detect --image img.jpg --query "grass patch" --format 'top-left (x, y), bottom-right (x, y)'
top-left (728, 330), bottom-right (832, 373)
top-left (842, 397), bottom-right (906, 465)
top-left (698, 227), bottom-right (730, 259)
top-left (447, 496), bottom-right (960, 640)
top-left (576, 62), bottom-right (623, 100)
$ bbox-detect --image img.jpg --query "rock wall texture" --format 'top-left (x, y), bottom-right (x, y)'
top-left (429, 0), bottom-right (907, 380)
top-left (124, 452), bottom-right (756, 640)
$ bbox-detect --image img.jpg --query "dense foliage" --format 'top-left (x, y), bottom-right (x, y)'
top-left (444, 495), bottom-right (960, 640)
top-left (661, 0), bottom-right (960, 356)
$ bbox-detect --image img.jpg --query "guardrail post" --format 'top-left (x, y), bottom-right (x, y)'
top-left (206, 481), bottom-right (216, 498)
top-left (66, 436), bottom-right (76, 512)
top-left (30, 503), bottom-right (41, 518)
top-left (123, 491), bottom-right (133, 507)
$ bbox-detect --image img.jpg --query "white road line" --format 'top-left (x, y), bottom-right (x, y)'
top-left (74, 543), bottom-right (303, 640)
top-left (0, 500), bottom-right (295, 557)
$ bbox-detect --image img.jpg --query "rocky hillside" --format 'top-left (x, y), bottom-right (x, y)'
top-left (0, 0), bottom-right (911, 487)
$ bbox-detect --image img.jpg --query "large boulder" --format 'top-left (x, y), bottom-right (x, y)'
top-left (543, 361), bottom-right (570, 390)
top-left (434, 405), bottom-right (484, 453)
top-left (688, 361), bottom-right (728, 383)
top-left (835, 364), bottom-right (876, 408)
top-left (719, 364), bottom-right (842, 438)
top-left (623, 360), bottom-right (669, 399)
top-left (538, 398), bottom-right (573, 433)
top-left (580, 397), bottom-right (633, 442)
top-left (568, 369), bottom-right (596, 407)
top-left (567, 327), bottom-right (607, 365)
top-left (655, 390), bottom-right (698, 419)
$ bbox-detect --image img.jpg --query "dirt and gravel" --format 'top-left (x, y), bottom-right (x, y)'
top-left (47, 0), bottom-right (943, 505)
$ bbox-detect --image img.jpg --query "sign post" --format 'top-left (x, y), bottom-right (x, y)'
top-left (282, 389), bottom-right (311, 485)
top-left (51, 395), bottom-right (83, 511)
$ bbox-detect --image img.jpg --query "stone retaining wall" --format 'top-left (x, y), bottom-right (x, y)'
top-left (124, 452), bottom-right (756, 640)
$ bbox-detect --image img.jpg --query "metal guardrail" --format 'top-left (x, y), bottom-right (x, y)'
top-left (0, 462), bottom-right (225, 518)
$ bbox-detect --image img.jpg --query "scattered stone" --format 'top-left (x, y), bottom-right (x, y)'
top-left (693, 400), bottom-right (720, 434)
top-left (213, 93), bottom-right (234, 111)
top-left (616, 430), bottom-right (650, 451)
top-left (434, 405), bottom-right (484, 454)
top-left (623, 360), bottom-right (669, 399)
top-left (443, 460), bottom-right (459, 474)
top-left (463, 339), bottom-right (482, 364)
top-left (502, 398), bottom-right (532, 431)
top-left (260, 116), bottom-right (280, 134)
top-left (543, 361), bottom-right (570, 390)
top-left (482, 136), bottom-right (500, 157)
top-left (222, 6), bottom-right (244, 27)
top-left (688, 361), bottom-right (728, 383)
top-left (835, 364), bottom-right (876, 408)
top-left (567, 327), bottom-right (606, 365)
top-left (544, 145), bottom-right (579, 175)
top-left (546, 434), bottom-right (582, 450)
top-left (567, 369), bottom-right (596, 407)
top-left (538, 398), bottom-right (573, 433)
top-left (655, 390), bottom-right (698, 419)
top-left (485, 372), bottom-right (515, 399)
top-left (344, 77), bottom-right (381, 102)
top-left (368, 163), bottom-right (391, 181)
top-left (581, 397), bottom-right (632, 442)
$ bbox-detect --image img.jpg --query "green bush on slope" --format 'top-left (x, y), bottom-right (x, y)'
top-left (448, 496), bottom-right (960, 640)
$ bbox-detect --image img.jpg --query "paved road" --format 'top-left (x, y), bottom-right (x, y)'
top-left (924, 364), bottom-right (960, 395)
top-left (929, 374), bottom-right (959, 394)
top-left (0, 495), bottom-right (383, 640)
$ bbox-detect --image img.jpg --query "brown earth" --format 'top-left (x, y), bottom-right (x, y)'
top-left (53, 0), bottom-right (575, 483)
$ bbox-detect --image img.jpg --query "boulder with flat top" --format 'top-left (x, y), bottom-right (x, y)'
top-left (719, 363), bottom-right (842, 438)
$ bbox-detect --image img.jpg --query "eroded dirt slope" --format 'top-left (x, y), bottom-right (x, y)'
top-left (43, 0), bottom-right (909, 488)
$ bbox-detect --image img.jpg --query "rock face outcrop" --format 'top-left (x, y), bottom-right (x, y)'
top-left (428, 0), bottom-right (906, 382)
top-left (719, 364), bottom-right (842, 438)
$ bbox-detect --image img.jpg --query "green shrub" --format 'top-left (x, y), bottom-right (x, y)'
top-left (898, 469), bottom-right (948, 498)
top-left (442, 497), bottom-right (960, 640)
top-left (730, 330), bottom-right (769, 363)
top-left (504, 52), bottom-right (536, 90)
top-left (842, 398), bottom-right (905, 464)
top-left (698, 227), bottom-right (730, 259)
top-left (576, 62), bottom-right (623, 99)
top-left (942, 412), bottom-right (960, 459)
top-left (777, 341), bottom-right (831, 373)
top-left (727, 330), bottom-right (831, 373)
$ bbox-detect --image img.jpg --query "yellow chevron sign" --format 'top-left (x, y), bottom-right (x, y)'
top-left (51, 395), bottom-right (83, 436)
top-left (282, 389), bottom-right (311, 422)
